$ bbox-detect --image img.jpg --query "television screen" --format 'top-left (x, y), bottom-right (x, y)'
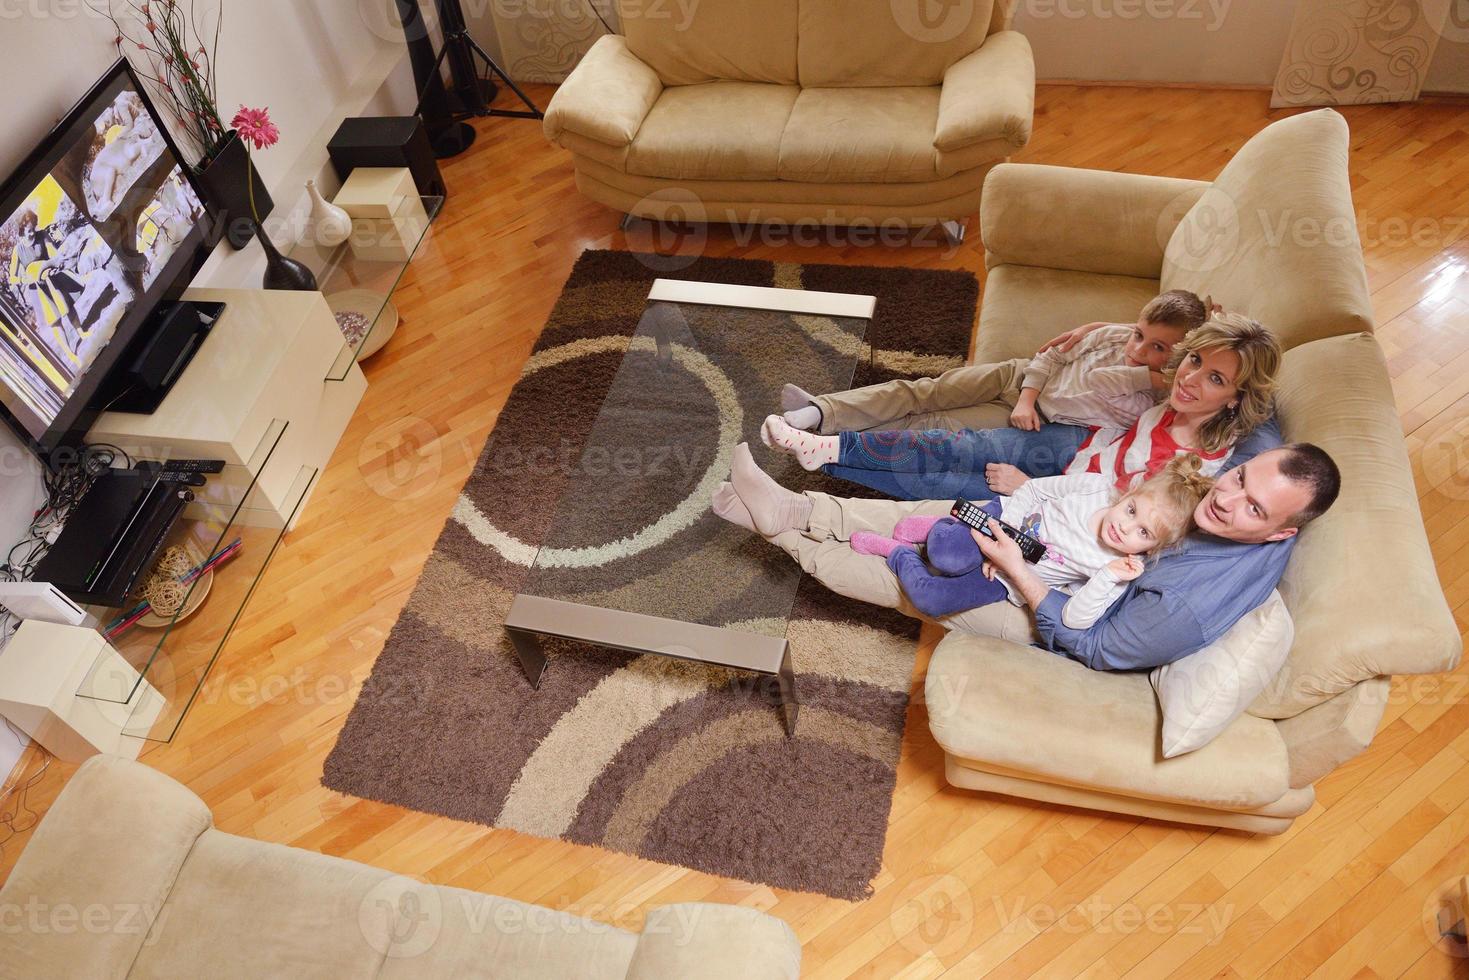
top-left (0, 62), bottom-right (208, 460)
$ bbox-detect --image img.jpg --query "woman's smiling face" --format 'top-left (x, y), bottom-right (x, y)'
top-left (1170, 346), bottom-right (1241, 418)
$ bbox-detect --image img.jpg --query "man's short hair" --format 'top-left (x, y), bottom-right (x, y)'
top-left (1140, 289), bottom-right (1209, 331)
top-left (1278, 443), bottom-right (1341, 528)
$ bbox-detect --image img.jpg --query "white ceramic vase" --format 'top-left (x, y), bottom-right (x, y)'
top-left (306, 179), bottom-right (352, 248)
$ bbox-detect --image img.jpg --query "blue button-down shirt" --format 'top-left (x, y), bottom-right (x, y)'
top-left (1034, 413), bottom-right (1291, 671)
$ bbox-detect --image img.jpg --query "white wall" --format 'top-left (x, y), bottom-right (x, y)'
top-left (1014, 0), bottom-right (1469, 92)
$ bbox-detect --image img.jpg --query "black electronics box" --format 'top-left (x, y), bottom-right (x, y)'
top-left (328, 117), bottom-right (445, 198)
top-left (34, 466), bottom-right (194, 606)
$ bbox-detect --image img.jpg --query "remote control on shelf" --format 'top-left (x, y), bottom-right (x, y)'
top-left (950, 498), bottom-right (1048, 564)
top-left (160, 472), bottom-right (209, 487)
top-left (160, 458), bottom-right (226, 474)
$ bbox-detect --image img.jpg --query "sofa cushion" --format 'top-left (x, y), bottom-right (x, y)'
top-left (1161, 108), bottom-right (1373, 351)
top-left (797, 0), bottom-right (995, 87)
top-left (625, 904), bottom-right (801, 980)
top-left (373, 879), bottom-right (640, 980)
top-left (0, 757), bottom-right (211, 980)
top-left (778, 87), bottom-right (942, 183)
top-left (974, 264), bottom-right (1163, 363)
top-left (1150, 591), bottom-right (1294, 758)
top-left (1247, 333), bottom-right (1461, 717)
top-left (127, 830), bottom-right (393, 979)
top-left (619, 0), bottom-right (797, 85)
top-left (627, 83), bottom-right (799, 181)
top-left (924, 632), bottom-right (1294, 810)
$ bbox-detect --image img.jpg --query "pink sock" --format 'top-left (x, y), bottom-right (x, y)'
top-left (851, 531), bottom-right (903, 557)
top-left (893, 515), bottom-right (943, 544)
top-left (761, 414), bottom-right (839, 472)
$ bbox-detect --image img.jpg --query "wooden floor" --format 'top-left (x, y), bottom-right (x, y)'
top-left (4, 84), bottom-right (1469, 978)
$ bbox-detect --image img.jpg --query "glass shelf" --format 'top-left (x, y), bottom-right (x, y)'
top-left (74, 428), bottom-right (316, 743)
top-left (288, 194), bottom-right (443, 380)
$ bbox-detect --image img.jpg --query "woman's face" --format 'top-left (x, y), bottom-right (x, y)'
top-left (1170, 346), bottom-right (1241, 418)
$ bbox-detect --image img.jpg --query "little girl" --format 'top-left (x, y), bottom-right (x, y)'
top-left (851, 455), bottom-right (1213, 622)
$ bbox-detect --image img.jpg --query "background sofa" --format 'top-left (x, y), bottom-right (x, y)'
top-left (922, 108), bottom-right (1461, 834)
top-left (0, 757), bottom-right (801, 979)
top-left (543, 0), bottom-right (1034, 237)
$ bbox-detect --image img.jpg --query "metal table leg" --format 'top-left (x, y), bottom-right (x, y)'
top-left (776, 644), bottom-right (799, 738)
top-left (506, 627), bottom-right (548, 689)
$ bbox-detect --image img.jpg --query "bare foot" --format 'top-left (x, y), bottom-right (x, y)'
top-left (711, 481), bottom-right (755, 532)
top-left (760, 414), bottom-right (839, 470)
top-left (729, 442), bottom-right (813, 536)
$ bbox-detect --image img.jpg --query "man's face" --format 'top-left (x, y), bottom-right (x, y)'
top-left (1193, 449), bottom-right (1313, 543)
top-left (1123, 318), bottom-right (1187, 371)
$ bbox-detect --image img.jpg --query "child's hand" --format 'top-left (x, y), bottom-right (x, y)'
top-left (1010, 402), bottom-right (1042, 431)
top-left (981, 560), bottom-right (997, 581)
top-left (1037, 321), bottom-right (1108, 355)
top-left (1108, 555), bottom-right (1145, 581)
top-left (985, 463), bottom-right (1028, 495)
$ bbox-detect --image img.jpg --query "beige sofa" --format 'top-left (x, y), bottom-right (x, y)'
top-left (543, 0), bottom-right (1034, 237)
top-left (0, 757), bottom-right (801, 979)
top-left (922, 109), bottom-right (1461, 834)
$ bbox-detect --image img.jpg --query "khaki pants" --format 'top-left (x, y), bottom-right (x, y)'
top-left (769, 492), bottom-right (1041, 643)
top-left (811, 358), bottom-right (1031, 434)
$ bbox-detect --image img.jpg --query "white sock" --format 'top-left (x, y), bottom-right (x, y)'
top-left (760, 415), bottom-right (839, 470)
top-left (783, 405), bottom-right (821, 431)
top-left (780, 383), bottom-right (817, 412)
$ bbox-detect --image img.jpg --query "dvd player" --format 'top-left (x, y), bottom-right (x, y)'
top-left (34, 464), bottom-right (196, 607)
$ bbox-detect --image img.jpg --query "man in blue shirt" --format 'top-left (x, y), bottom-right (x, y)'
top-left (713, 424), bottom-right (1341, 671)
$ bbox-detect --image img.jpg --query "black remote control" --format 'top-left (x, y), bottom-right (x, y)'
top-left (950, 499), bottom-right (1048, 564)
top-left (160, 458), bottom-right (226, 474)
top-left (161, 472), bottom-right (209, 487)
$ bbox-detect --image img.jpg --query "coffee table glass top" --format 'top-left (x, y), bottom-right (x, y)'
top-left (517, 279), bottom-right (873, 638)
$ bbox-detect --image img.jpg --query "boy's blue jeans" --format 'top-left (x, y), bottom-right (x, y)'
top-left (824, 423), bottom-right (1092, 500)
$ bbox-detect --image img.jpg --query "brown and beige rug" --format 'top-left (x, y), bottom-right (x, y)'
top-left (323, 250), bottom-right (977, 900)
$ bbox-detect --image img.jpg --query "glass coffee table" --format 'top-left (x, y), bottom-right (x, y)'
top-left (503, 278), bottom-right (874, 735)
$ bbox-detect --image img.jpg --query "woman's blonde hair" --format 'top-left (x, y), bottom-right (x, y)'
top-left (1163, 312), bottom-right (1281, 453)
top-left (1127, 454), bottom-right (1214, 555)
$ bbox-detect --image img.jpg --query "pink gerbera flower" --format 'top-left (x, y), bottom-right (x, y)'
top-left (231, 106), bottom-right (279, 151)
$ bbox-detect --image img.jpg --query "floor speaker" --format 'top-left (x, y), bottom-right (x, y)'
top-left (327, 117), bottom-right (447, 199)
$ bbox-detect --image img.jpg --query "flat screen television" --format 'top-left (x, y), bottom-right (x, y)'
top-left (0, 59), bottom-right (212, 469)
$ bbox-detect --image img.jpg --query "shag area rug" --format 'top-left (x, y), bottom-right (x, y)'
top-left (323, 250), bottom-right (977, 900)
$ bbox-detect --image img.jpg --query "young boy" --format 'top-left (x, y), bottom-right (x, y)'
top-left (781, 289), bottom-right (1212, 436)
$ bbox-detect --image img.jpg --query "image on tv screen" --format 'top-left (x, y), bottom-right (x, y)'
top-left (0, 75), bottom-right (203, 443)
top-left (0, 175), bottom-right (137, 432)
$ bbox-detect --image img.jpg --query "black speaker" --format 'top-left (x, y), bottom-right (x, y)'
top-left (327, 117), bottom-right (446, 199)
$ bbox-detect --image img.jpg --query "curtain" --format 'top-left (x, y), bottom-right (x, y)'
top-left (1272, 0), bottom-right (1450, 106)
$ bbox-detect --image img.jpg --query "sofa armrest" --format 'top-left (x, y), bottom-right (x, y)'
top-left (624, 904), bottom-right (800, 980)
top-left (544, 35), bottom-right (662, 148)
top-left (0, 756), bottom-right (211, 978)
top-left (1274, 676), bottom-right (1390, 789)
top-left (935, 31), bottom-right (1035, 155)
top-left (980, 163), bottom-right (1209, 279)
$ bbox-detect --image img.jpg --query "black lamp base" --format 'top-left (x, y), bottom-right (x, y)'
top-left (430, 122), bottom-right (478, 159)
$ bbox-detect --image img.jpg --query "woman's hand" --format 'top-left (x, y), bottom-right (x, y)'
top-left (985, 463), bottom-right (1029, 495)
top-left (1036, 321), bottom-right (1109, 355)
top-left (1107, 555), bottom-right (1145, 581)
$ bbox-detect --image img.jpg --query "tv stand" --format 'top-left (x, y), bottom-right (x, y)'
top-left (104, 300), bottom-right (226, 414)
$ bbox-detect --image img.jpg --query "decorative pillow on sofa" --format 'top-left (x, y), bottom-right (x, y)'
top-left (1150, 591), bottom-right (1294, 758)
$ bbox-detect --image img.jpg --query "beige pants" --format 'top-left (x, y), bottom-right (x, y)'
top-left (769, 492), bottom-right (1041, 643)
top-left (811, 357), bottom-right (1031, 434)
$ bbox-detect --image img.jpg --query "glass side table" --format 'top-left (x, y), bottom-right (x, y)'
top-left (288, 194), bottom-right (444, 380)
top-left (73, 426), bottom-right (317, 743)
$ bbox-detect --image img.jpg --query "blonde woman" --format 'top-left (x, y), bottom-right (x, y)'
top-left (765, 313), bottom-right (1282, 501)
